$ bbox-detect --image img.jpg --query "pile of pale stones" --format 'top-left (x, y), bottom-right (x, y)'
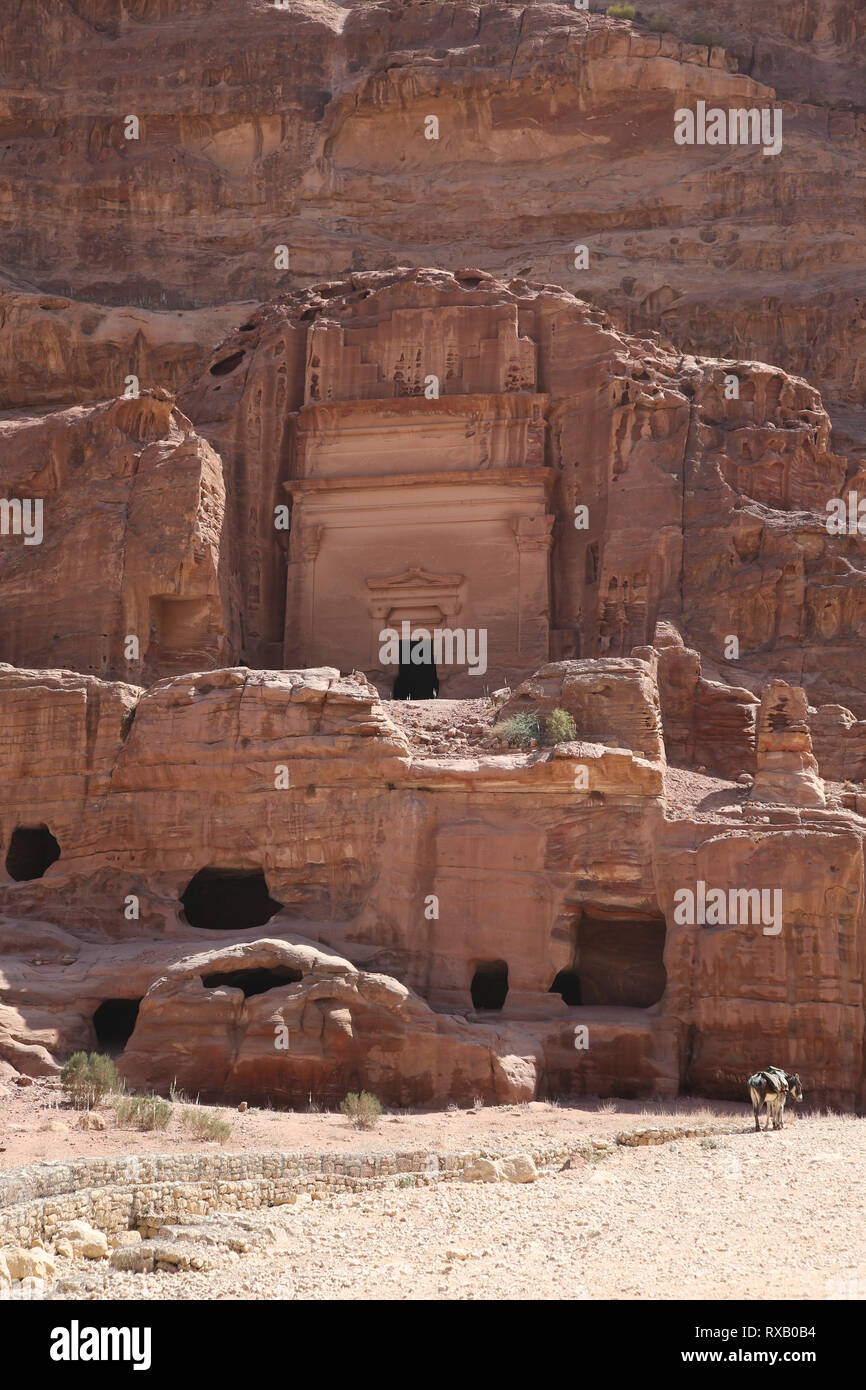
top-left (1, 1213), bottom-right (294, 1297)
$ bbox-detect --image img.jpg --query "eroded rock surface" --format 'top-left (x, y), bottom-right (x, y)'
top-left (0, 10), bottom-right (864, 1115)
top-left (1, 1), bottom-right (862, 428)
top-left (0, 659), bottom-right (863, 1109)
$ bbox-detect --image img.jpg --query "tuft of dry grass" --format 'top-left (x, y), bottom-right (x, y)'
top-left (179, 1105), bottom-right (232, 1143)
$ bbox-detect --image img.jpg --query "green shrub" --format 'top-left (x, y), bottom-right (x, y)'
top-left (690, 30), bottom-right (717, 48)
top-left (495, 707), bottom-right (576, 747)
top-left (649, 14), bottom-right (672, 32)
top-left (493, 710), bottom-right (541, 749)
top-left (607, 4), bottom-right (635, 18)
top-left (60, 1052), bottom-right (121, 1110)
top-left (179, 1106), bottom-right (232, 1143)
top-left (545, 708), bottom-right (577, 744)
top-left (340, 1091), bottom-right (383, 1131)
top-left (116, 1093), bottom-right (171, 1131)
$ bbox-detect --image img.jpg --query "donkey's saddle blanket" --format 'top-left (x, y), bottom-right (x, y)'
top-left (748, 1067), bottom-right (788, 1093)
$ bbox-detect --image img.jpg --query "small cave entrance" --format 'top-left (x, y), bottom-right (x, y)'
top-left (201, 966), bottom-right (302, 997)
top-left (5, 825), bottom-right (61, 881)
top-left (209, 349), bottom-right (245, 377)
top-left (571, 911), bottom-right (667, 1008)
top-left (393, 638), bottom-right (439, 700)
top-left (471, 960), bottom-right (509, 1011)
top-left (549, 968), bottom-right (582, 1006)
top-left (93, 998), bottom-right (141, 1055)
top-left (181, 868), bottom-right (283, 932)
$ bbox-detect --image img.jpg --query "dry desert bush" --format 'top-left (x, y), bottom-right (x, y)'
top-left (340, 1091), bottom-right (383, 1130)
top-left (60, 1052), bottom-right (121, 1111)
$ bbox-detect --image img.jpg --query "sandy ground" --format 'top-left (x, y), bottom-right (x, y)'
top-left (0, 1076), bottom-right (742, 1168)
top-left (3, 1082), bottom-right (865, 1300)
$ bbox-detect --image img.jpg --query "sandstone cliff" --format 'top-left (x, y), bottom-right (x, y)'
top-left (0, 2), bottom-right (864, 1115)
top-left (0, 662), bottom-right (863, 1109)
top-left (0, 1), bottom-right (862, 438)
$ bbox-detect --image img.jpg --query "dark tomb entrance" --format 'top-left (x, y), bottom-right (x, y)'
top-left (93, 998), bottom-right (141, 1055)
top-left (5, 825), bottom-right (61, 880)
top-left (549, 968), bottom-right (582, 1005)
top-left (471, 960), bottom-right (509, 1011)
top-left (393, 637), bottom-right (439, 700)
top-left (181, 868), bottom-right (283, 931)
top-left (572, 911), bottom-right (667, 1007)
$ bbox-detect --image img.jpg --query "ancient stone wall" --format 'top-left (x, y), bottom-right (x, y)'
top-left (0, 1145), bottom-right (571, 1249)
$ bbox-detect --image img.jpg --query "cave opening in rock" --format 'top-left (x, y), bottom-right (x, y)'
top-left (200, 966), bottom-right (303, 997)
top-left (93, 998), bottom-right (141, 1055)
top-left (549, 968), bottom-right (582, 1006)
top-left (471, 960), bottom-right (509, 1011)
top-left (393, 637), bottom-right (439, 700)
top-left (5, 825), bottom-right (61, 881)
top-left (209, 349), bottom-right (245, 377)
top-left (573, 911), bottom-right (667, 1008)
top-left (181, 868), bottom-right (283, 931)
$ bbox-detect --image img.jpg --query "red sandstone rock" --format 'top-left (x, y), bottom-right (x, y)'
top-left (749, 680), bottom-right (826, 808)
top-left (0, 0), bottom-right (861, 427)
top-left (654, 624), bottom-right (758, 779)
top-left (0, 6), bottom-right (864, 1115)
top-left (0, 661), bottom-right (863, 1108)
top-left (0, 392), bottom-right (236, 681)
top-left (0, 289), bottom-right (254, 411)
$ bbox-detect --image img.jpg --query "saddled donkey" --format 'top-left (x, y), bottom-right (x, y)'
top-left (748, 1067), bottom-right (804, 1131)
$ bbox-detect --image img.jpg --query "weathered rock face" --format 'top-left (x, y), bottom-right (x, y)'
top-left (0, 6), bottom-right (864, 1114)
top-left (1, 0), bottom-right (862, 433)
top-left (4, 271), bottom-right (861, 719)
top-left (749, 680), bottom-right (825, 808)
top-left (0, 392), bottom-right (238, 681)
top-left (502, 658), bottom-right (666, 762)
top-left (810, 704), bottom-right (866, 785)
top-left (0, 662), bottom-right (864, 1110)
top-left (655, 817), bottom-right (864, 1106)
top-left (654, 624), bottom-right (758, 779)
top-left (119, 938), bottom-right (538, 1107)
top-left (0, 289), bottom-right (254, 410)
top-left (637, 0), bottom-right (866, 107)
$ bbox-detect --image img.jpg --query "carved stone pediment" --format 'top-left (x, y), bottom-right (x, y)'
top-left (366, 566), bottom-right (465, 621)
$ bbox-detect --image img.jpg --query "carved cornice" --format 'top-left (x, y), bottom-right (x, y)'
top-left (366, 566), bottom-right (465, 621)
